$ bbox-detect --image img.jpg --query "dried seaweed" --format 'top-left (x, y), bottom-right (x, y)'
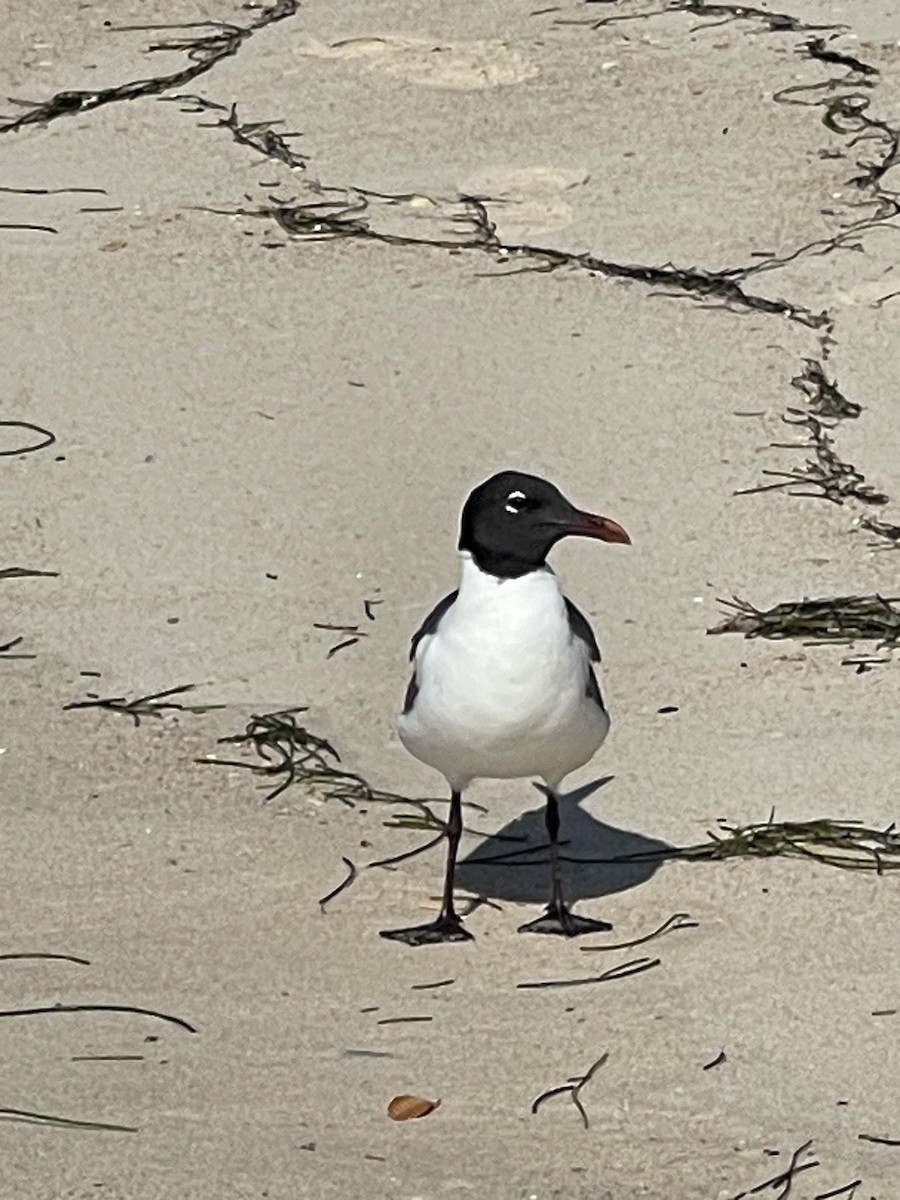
top-left (531, 1051), bottom-right (609, 1130)
top-left (198, 707), bottom-right (442, 828)
top-left (738, 224), bottom-right (876, 283)
top-left (802, 38), bottom-right (878, 78)
top-left (0, 2), bottom-right (300, 135)
top-left (677, 816), bottom-right (900, 873)
top-left (862, 517), bottom-right (900, 550)
top-left (179, 93), bottom-right (828, 330)
top-left (564, 8), bottom-right (894, 303)
top-left (736, 413), bottom-right (887, 505)
top-left (288, 190), bottom-right (827, 326)
top-left (709, 594), bottom-right (900, 647)
top-left (481, 810), bottom-right (900, 874)
top-left (64, 683), bottom-right (224, 727)
top-left (736, 353), bottom-right (888, 514)
top-left (790, 358), bottom-right (861, 420)
top-left (673, 2), bottom-right (839, 34)
top-left (162, 96), bottom-right (307, 170)
top-left (569, 1), bottom-right (839, 33)
top-left (775, 86), bottom-right (900, 220)
top-left (277, 187), bottom-right (821, 324)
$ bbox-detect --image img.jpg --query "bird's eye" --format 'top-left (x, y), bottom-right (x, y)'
top-left (505, 489), bottom-right (528, 515)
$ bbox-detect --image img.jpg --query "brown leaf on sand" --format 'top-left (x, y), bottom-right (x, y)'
top-left (387, 1094), bottom-right (441, 1121)
top-left (99, 240), bottom-right (127, 252)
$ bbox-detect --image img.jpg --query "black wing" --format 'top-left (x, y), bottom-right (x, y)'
top-left (565, 598), bottom-right (601, 662)
top-left (565, 598), bottom-right (605, 710)
top-left (403, 589), bottom-right (459, 715)
top-left (409, 589), bottom-right (458, 661)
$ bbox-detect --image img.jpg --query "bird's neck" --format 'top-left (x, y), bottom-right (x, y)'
top-left (457, 552), bottom-right (559, 598)
top-left (459, 543), bottom-right (549, 580)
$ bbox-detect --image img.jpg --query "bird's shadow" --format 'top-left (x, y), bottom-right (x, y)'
top-left (456, 776), bottom-right (673, 905)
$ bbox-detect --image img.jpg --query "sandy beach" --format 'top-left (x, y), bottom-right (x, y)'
top-left (3, 1), bottom-right (900, 1196)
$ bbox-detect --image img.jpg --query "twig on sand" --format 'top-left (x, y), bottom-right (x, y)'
top-left (365, 831), bottom-right (446, 870)
top-left (318, 857), bottom-right (358, 912)
top-left (0, 186), bottom-right (106, 196)
top-left (64, 683), bottom-right (224, 727)
top-left (729, 1140), bottom-right (818, 1200)
top-left (0, 222), bottom-right (58, 234)
top-left (531, 1051), bottom-right (609, 1130)
top-left (0, 1003), bottom-right (196, 1033)
top-left (3, 568), bottom-right (52, 659)
top-left (0, 420), bottom-right (56, 455)
top-left (0, 636), bottom-right (36, 659)
top-left (813, 1181), bottom-right (861, 1200)
top-left (0, 952), bottom-right (89, 966)
top-left (858, 1131), bottom-right (900, 1146)
top-left (580, 912), bottom-right (697, 953)
top-left (0, 567), bottom-right (59, 580)
top-left (312, 622), bottom-right (366, 658)
top-left (517, 957), bottom-right (660, 991)
top-left (0, 1105), bottom-right (136, 1133)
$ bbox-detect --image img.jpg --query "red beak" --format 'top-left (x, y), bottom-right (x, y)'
top-left (565, 511), bottom-right (631, 545)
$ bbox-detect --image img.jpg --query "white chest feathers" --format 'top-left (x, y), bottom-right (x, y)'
top-left (398, 555), bottom-right (609, 789)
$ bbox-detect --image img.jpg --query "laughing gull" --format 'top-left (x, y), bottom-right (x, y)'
top-left (381, 470), bottom-right (630, 946)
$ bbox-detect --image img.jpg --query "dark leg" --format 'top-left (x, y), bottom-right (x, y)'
top-left (518, 789), bottom-right (612, 937)
top-left (380, 789), bottom-right (474, 946)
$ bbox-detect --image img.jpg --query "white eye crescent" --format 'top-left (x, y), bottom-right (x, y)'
top-left (505, 489), bottom-right (527, 514)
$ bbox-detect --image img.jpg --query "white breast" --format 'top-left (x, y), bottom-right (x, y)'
top-left (398, 555), bottom-right (609, 790)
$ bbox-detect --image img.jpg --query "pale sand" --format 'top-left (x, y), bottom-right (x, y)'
top-left (2, 1), bottom-right (900, 1197)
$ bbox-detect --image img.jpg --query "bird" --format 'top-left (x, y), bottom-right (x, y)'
top-left (380, 470), bottom-right (630, 947)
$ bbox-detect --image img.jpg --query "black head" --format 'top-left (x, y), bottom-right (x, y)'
top-left (458, 470), bottom-right (630, 579)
